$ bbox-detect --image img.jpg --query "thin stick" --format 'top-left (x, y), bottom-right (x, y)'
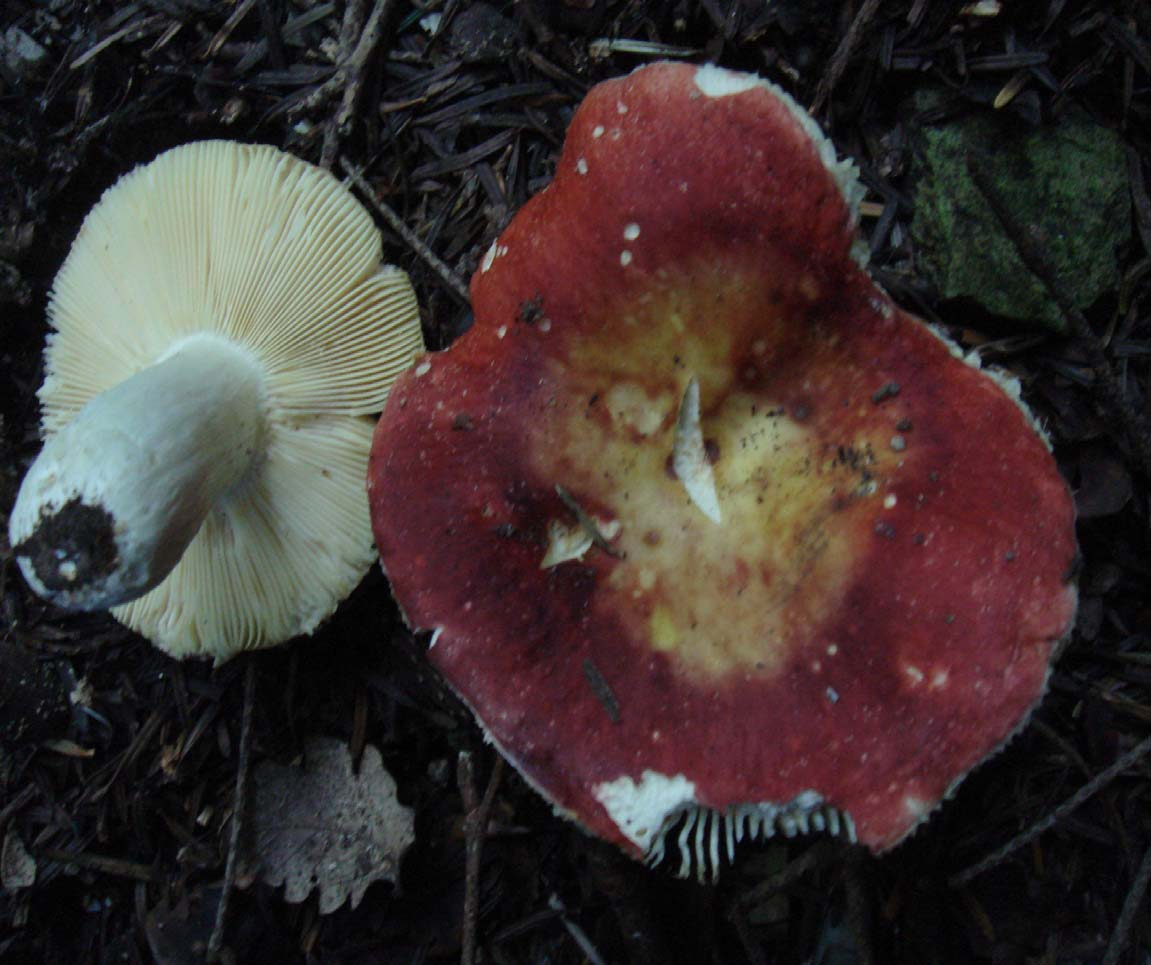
top-left (458, 751), bottom-right (506, 965)
top-left (340, 157), bottom-right (472, 304)
top-left (950, 734), bottom-right (1151, 886)
top-left (256, 0), bottom-right (287, 68)
top-left (810, 0), bottom-right (884, 115)
top-left (1102, 842), bottom-right (1151, 965)
top-left (291, 1), bottom-right (369, 116)
top-left (321, 0), bottom-right (395, 168)
top-left (203, 0), bottom-right (259, 59)
top-left (316, 0), bottom-right (367, 168)
top-left (0, 785), bottom-right (37, 829)
top-left (548, 892), bottom-right (609, 965)
top-left (207, 657), bottom-right (258, 963)
top-left (334, 0), bottom-right (387, 132)
top-left (292, 0), bottom-right (394, 166)
top-left (36, 847), bottom-right (158, 881)
top-left (965, 153), bottom-right (1151, 481)
top-left (739, 839), bottom-right (841, 909)
top-left (844, 848), bottom-right (875, 965)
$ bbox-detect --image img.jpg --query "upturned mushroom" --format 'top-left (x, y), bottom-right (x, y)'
top-left (9, 141), bottom-right (423, 662)
top-left (368, 63), bottom-right (1078, 876)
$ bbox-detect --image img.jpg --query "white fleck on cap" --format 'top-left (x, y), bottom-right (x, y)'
top-left (9, 141), bottom-right (425, 661)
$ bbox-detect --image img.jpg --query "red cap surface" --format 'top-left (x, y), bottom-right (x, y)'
top-left (369, 63), bottom-right (1078, 867)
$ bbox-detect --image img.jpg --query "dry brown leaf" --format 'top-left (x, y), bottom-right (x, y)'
top-left (247, 736), bottom-right (414, 914)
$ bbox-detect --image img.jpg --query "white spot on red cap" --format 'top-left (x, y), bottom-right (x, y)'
top-left (903, 795), bottom-right (931, 818)
top-left (870, 296), bottom-right (895, 320)
top-left (904, 665), bottom-right (925, 685)
top-left (480, 242), bottom-right (497, 273)
top-left (693, 64), bottom-right (762, 98)
top-left (623, 223), bottom-right (640, 241)
top-left (593, 770), bottom-right (697, 853)
top-left (414, 361), bottom-right (432, 377)
top-left (592, 125), bottom-right (606, 138)
top-left (576, 157), bottom-right (589, 175)
top-left (620, 250), bottom-right (633, 267)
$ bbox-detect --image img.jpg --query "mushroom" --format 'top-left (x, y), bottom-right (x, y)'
top-left (367, 63), bottom-right (1078, 876)
top-left (9, 141), bottom-right (424, 662)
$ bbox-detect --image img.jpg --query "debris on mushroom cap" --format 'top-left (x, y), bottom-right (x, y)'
top-left (368, 63), bottom-right (1078, 878)
top-left (8, 141), bottom-right (424, 662)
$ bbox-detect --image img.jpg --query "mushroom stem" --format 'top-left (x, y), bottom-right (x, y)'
top-left (9, 333), bottom-right (268, 610)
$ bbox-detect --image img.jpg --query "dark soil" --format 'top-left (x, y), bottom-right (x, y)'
top-left (2, 2), bottom-right (1150, 963)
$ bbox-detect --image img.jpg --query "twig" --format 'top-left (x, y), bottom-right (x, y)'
top-left (288, 0), bottom-right (395, 167)
top-left (548, 892), bottom-right (609, 965)
top-left (458, 751), bottom-right (506, 965)
top-left (810, 0), bottom-right (884, 115)
top-left (1128, 146), bottom-right (1151, 259)
top-left (202, 0), bottom-right (259, 59)
top-left (844, 848), bottom-right (875, 965)
top-left (36, 847), bottom-right (158, 882)
top-left (322, 0), bottom-right (395, 168)
top-left (554, 484), bottom-right (622, 558)
top-left (965, 153), bottom-right (1151, 481)
top-left (588, 843), bottom-right (671, 965)
top-left (1102, 842), bottom-right (1151, 965)
top-left (0, 785), bottom-right (37, 829)
top-left (317, 0), bottom-right (366, 166)
top-left (335, 0), bottom-right (368, 50)
top-left (334, 0), bottom-right (387, 131)
top-left (950, 733), bottom-right (1151, 886)
top-left (207, 657), bottom-right (258, 963)
top-left (340, 157), bottom-right (472, 304)
top-left (291, 2), bottom-right (369, 115)
top-left (70, 14), bottom-right (168, 70)
top-left (740, 839), bottom-right (840, 909)
top-left (582, 658), bottom-right (621, 723)
top-left (85, 710), bottom-right (164, 804)
top-left (256, 0), bottom-right (287, 69)
top-left (726, 901), bottom-right (769, 965)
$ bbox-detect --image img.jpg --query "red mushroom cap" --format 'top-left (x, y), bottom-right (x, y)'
top-left (369, 63), bottom-right (1078, 874)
